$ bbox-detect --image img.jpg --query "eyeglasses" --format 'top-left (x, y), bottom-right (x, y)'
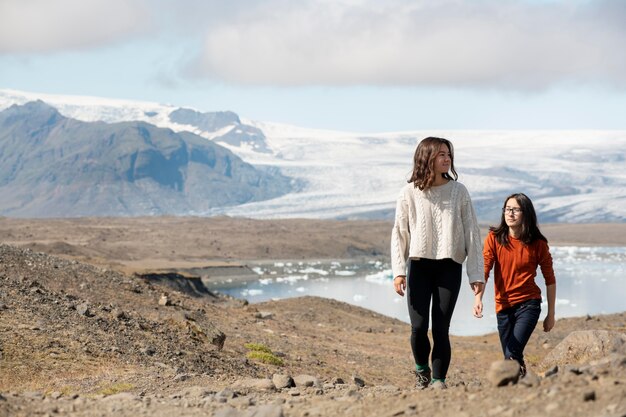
top-left (503, 207), bottom-right (522, 215)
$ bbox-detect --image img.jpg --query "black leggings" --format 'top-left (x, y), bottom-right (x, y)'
top-left (407, 258), bottom-right (462, 380)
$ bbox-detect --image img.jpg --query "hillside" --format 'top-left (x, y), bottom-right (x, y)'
top-left (0, 241), bottom-right (624, 416)
top-left (0, 102), bottom-right (291, 217)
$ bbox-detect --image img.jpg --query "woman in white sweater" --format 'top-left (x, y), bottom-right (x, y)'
top-left (391, 137), bottom-right (484, 390)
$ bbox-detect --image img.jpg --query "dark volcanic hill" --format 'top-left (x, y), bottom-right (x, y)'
top-left (0, 101), bottom-right (292, 217)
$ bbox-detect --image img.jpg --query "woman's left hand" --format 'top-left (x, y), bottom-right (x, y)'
top-left (543, 313), bottom-right (555, 332)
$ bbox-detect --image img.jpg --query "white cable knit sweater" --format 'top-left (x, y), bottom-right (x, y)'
top-left (390, 180), bottom-right (484, 283)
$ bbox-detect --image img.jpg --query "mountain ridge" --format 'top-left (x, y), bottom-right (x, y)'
top-left (0, 100), bottom-right (292, 217)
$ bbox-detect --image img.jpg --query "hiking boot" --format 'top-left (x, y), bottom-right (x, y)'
top-left (414, 368), bottom-right (431, 389)
top-left (430, 380), bottom-right (447, 390)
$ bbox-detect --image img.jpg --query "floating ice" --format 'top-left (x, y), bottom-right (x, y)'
top-left (298, 267), bottom-right (329, 275)
top-left (242, 289), bottom-right (263, 296)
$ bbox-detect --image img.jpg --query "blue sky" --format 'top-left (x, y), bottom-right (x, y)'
top-left (1, 0), bottom-right (625, 132)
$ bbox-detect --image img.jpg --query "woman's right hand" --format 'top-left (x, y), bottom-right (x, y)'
top-left (393, 276), bottom-right (406, 297)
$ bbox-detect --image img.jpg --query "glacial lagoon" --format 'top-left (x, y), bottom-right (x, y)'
top-left (213, 246), bottom-right (626, 336)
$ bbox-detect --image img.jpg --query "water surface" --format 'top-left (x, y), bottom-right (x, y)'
top-left (213, 246), bottom-right (626, 336)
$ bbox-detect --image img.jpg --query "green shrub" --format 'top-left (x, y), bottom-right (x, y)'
top-left (243, 343), bottom-right (272, 354)
top-left (246, 351), bottom-right (284, 366)
top-left (243, 342), bottom-right (283, 366)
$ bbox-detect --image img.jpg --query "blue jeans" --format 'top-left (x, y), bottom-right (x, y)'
top-left (496, 298), bottom-right (541, 366)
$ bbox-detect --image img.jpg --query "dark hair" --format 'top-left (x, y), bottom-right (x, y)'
top-left (490, 193), bottom-right (548, 247)
top-left (408, 137), bottom-right (458, 190)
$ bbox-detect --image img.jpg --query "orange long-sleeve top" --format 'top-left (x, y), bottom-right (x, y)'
top-left (484, 231), bottom-right (556, 313)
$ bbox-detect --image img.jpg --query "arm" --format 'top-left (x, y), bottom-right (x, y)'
top-left (538, 242), bottom-right (556, 332)
top-left (474, 233), bottom-right (496, 318)
top-left (543, 283), bottom-right (556, 331)
top-left (473, 281), bottom-right (485, 318)
top-left (461, 188), bottom-right (484, 286)
top-left (475, 232), bottom-right (500, 318)
top-left (391, 190), bottom-right (410, 296)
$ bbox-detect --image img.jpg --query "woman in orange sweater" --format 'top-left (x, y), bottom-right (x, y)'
top-left (474, 193), bottom-right (556, 376)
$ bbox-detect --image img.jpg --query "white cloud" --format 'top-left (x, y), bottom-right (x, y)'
top-left (189, 0), bottom-right (626, 90)
top-left (0, 0), bottom-right (152, 53)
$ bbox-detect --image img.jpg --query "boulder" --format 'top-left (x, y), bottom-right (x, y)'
top-left (541, 330), bottom-right (626, 368)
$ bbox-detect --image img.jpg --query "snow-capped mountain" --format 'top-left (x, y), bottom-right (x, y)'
top-left (1, 89), bottom-right (625, 222)
top-left (0, 100), bottom-right (292, 217)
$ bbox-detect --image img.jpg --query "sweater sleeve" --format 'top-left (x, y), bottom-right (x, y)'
top-left (460, 186), bottom-right (484, 283)
top-left (483, 232), bottom-right (496, 283)
top-left (391, 189), bottom-right (410, 278)
top-left (538, 241), bottom-right (556, 286)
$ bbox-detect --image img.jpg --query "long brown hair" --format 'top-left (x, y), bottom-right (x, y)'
top-left (490, 193), bottom-right (548, 247)
top-left (408, 137), bottom-right (458, 190)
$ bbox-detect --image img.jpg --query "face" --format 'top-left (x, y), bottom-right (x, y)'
top-left (504, 198), bottom-right (523, 228)
top-left (433, 144), bottom-right (451, 176)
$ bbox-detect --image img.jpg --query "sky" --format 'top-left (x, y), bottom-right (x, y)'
top-left (1, 0), bottom-right (625, 133)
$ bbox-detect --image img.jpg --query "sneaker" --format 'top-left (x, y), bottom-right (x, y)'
top-left (415, 368), bottom-right (431, 389)
top-left (519, 362), bottom-right (527, 378)
top-left (430, 380), bottom-right (447, 390)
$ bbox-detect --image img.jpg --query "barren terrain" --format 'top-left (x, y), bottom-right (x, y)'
top-left (0, 217), bottom-right (625, 417)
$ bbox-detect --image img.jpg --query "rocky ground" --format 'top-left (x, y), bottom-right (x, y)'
top-left (0, 218), bottom-right (625, 416)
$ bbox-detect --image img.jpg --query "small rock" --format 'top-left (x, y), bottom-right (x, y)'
top-left (181, 386), bottom-right (212, 399)
top-left (583, 390), bottom-right (596, 401)
top-left (48, 391), bottom-right (63, 400)
top-left (544, 365), bottom-right (559, 377)
top-left (173, 374), bottom-right (190, 382)
top-left (331, 377), bottom-right (345, 385)
top-left (140, 346), bottom-right (156, 356)
top-left (293, 375), bottom-right (319, 388)
top-left (76, 302), bottom-right (92, 317)
top-left (231, 378), bottom-right (276, 391)
top-left (216, 388), bottom-right (237, 400)
top-left (351, 374), bottom-right (365, 387)
top-left (272, 374), bottom-right (294, 389)
top-left (113, 309), bottom-right (128, 320)
top-left (487, 360), bottom-right (520, 387)
top-left (158, 294), bottom-right (170, 306)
